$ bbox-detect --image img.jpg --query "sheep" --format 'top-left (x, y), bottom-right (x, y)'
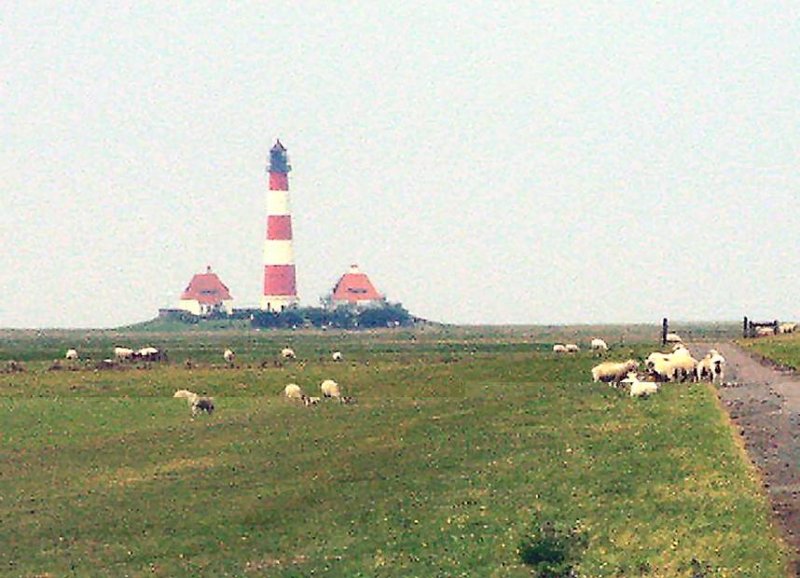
top-left (114, 347), bottom-right (135, 362)
top-left (665, 332), bottom-right (682, 344)
top-left (321, 379), bottom-right (341, 398)
top-left (553, 344), bottom-right (568, 354)
top-left (779, 322), bottom-right (797, 334)
top-left (173, 389), bottom-right (214, 416)
top-left (339, 395), bottom-right (357, 405)
top-left (590, 338), bottom-right (608, 352)
top-left (697, 349), bottom-right (726, 384)
top-left (621, 372), bottom-right (660, 397)
top-left (281, 347), bottom-right (296, 359)
top-left (284, 383), bottom-right (303, 400)
top-left (591, 359), bottom-right (639, 385)
top-left (331, 351), bottom-right (343, 362)
top-left (65, 348), bottom-right (79, 361)
top-left (223, 348), bottom-right (236, 364)
top-left (756, 326), bottom-right (776, 337)
top-left (646, 348), bottom-right (698, 382)
top-left (565, 343), bottom-right (580, 353)
top-left (135, 347), bottom-right (165, 362)
top-left (302, 395), bottom-right (322, 407)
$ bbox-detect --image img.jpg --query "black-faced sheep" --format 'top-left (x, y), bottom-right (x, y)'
top-left (697, 349), bottom-right (726, 384)
top-left (65, 348), bottom-right (79, 361)
top-left (553, 344), bottom-right (568, 353)
top-left (565, 343), bottom-right (580, 353)
top-left (281, 347), bottom-right (296, 360)
top-left (331, 351), bottom-right (343, 362)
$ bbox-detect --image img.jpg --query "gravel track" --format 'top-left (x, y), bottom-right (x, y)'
top-left (693, 342), bottom-right (800, 575)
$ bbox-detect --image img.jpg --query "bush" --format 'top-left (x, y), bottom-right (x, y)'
top-left (518, 517), bottom-right (588, 578)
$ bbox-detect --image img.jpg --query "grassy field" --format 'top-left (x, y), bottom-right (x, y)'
top-left (0, 325), bottom-right (789, 577)
top-left (740, 332), bottom-right (800, 370)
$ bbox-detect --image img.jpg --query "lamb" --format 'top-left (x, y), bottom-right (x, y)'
top-left (621, 372), bottom-right (660, 397)
top-left (173, 389), bottom-right (215, 416)
top-left (281, 347), bottom-right (296, 359)
top-left (331, 351), bottom-right (343, 362)
top-left (223, 348), bottom-right (236, 364)
top-left (590, 338), bottom-right (608, 352)
top-left (565, 343), bottom-right (580, 353)
top-left (591, 359), bottom-right (639, 385)
top-left (65, 348), bottom-right (79, 361)
top-left (114, 347), bottom-right (135, 362)
top-left (284, 383), bottom-right (303, 400)
top-left (697, 349), bottom-right (726, 384)
top-left (553, 344), bottom-right (568, 354)
top-left (320, 379), bottom-right (341, 398)
top-left (302, 395), bottom-right (322, 407)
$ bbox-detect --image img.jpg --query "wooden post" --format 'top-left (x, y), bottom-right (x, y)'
top-left (662, 318), bottom-right (668, 347)
top-left (743, 316), bottom-right (748, 339)
top-left (774, 320), bottom-right (779, 335)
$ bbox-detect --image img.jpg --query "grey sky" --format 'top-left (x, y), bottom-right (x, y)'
top-left (2, 2), bottom-right (799, 328)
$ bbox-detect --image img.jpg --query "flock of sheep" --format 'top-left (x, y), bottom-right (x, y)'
top-left (589, 333), bottom-right (727, 398)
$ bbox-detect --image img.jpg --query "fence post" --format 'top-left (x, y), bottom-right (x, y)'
top-left (662, 318), bottom-right (668, 347)
top-left (743, 316), bottom-right (748, 339)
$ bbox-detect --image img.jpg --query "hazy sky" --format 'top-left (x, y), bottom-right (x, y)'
top-left (2, 2), bottom-right (799, 328)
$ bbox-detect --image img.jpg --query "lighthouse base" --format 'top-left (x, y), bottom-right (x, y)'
top-left (260, 295), bottom-right (299, 312)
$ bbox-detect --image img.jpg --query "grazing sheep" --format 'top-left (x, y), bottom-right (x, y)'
top-left (553, 344), bottom-right (568, 354)
top-left (621, 372), bottom-right (660, 397)
top-left (331, 351), bottom-right (343, 362)
top-left (565, 343), bottom-right (580, 353)
top-left (591, 359), bottom-right (639, 385)
top-left (665, 332), bottom-right (682, 344)
top-left (173, 389), bottom-right (214, 416)
top-left (281, 347), bottom-right (296, 359)
top-left (320, 379), bottom-right (341, 398)
top-left (590, 339), bottom-right (608, 352)
top-left (223, 349), bottom-right (236, 364)
top-left (779, 322), bottom-right (797, 334)
top-left (697, 349), bottom-right (726, 384)
top-left (339, 395), bottom-right (357, 405)
top-left (756, 326), bottom-right (776, 337)
top-left (65, 348), bottom-right (79, 361)
top-left (4, 360), bottom-right (25, 373)
top-left (114, 347), bottom-right (135, 362)
top-left (135, 347), bottom-right (165, 362)
top-left (284, 383), bottom-right (303, 400)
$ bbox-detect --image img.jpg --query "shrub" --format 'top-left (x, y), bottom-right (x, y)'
top-left (518, 517), bottom-right (588, 578)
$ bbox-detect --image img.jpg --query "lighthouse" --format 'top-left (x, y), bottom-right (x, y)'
top-left (260, 140), bottom-right (298, 311)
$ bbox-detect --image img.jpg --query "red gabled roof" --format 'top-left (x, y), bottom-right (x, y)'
top-left (180, 266), bottom-right (233, 304)
top-left (331, 265), bottom-right (383, 303)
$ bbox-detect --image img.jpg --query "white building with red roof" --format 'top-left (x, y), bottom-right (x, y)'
top-left (326, 264), bottom-right (385, 309)
top-left (178, 266), bottom-right (234, 316)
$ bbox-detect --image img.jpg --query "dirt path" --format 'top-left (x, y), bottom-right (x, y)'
top-left (693, 342), bottom-right (800, 575)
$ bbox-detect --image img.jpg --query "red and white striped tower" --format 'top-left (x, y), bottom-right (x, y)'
top-left (260, 140), bottom-right (298, 311)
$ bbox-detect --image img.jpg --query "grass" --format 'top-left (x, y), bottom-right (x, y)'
top-left (740, 332), bottom-right (800, 370)
top-left (0, 327), bottom-right (790, 576)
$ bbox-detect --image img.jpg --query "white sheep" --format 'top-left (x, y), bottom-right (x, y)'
top-left (553, 344), bottom-right (568, 354)
top-left (646, 348), bottom-right (697, 382)
top-left (590, 339), bottom-right (608, 352)
top-left (621, 372), bottom-right (660, 397)
top-left (65, 348), bottom-right (79, 361)
top-left (331, 351), bottom-right (343, 362)
top-left (565, 343), bottom-right (580, 353)
top-left (281, 347), bottom-right (296, 359)
top-left (223, 349), bottom-right (236, 364)
top-left (284, 383), bottom-right (303, 400)
top-left (113, 347), bottom-right (134, 362)
top-left (591, 359), bottom-right (639, 385)
top-left (321, 379), bottom-right (341, 398)
top-left (665, 332), bottom-right (682, 344)
top-left (756, 326), bottom-right (776, 337)
top-left (697, 349), bottom-right (726, 384)
top-left (173, 389), bottom-right (214, 416)
top-left (779, 322), bottom-right (797, 334)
